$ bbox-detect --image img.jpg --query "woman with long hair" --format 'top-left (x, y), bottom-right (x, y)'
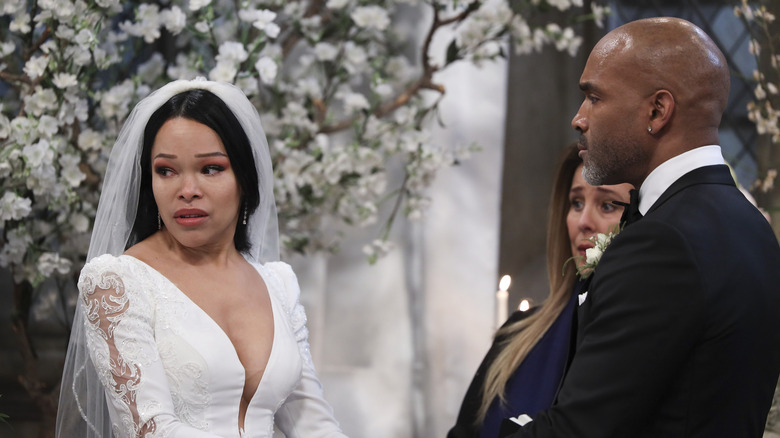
top-left (449, 143), bottom-right (632, 437)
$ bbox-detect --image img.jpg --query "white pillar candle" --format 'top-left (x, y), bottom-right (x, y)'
top-left (496, 275), bottom-right (511, 328)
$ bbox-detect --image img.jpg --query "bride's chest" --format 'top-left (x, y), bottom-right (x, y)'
top-left (146, 275), bottom-right (303, 417)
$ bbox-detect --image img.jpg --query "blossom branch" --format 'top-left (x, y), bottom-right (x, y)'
top-left (26, 26), bottom-right (51, 60)
top-left (0, 71), bottom-right (33, 86)
top-left (281, 0), bottom-right (328, 59)
top-left (319, 3), bottom-right (477, 134)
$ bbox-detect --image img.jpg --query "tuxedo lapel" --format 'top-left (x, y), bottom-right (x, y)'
top-left (644, 164), bottom-right (735, 217)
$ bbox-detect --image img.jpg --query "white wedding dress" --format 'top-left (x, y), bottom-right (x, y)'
top-left (78, 254), bottom-right (345, 438)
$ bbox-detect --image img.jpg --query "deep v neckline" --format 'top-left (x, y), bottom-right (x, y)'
top-left (119, 255), bottom-right (279, 420)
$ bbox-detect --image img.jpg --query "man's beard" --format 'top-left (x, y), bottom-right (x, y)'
top-left (579, 134), bottom-right (642, 186)
top-left (582, 160), bottom-right (609, 186)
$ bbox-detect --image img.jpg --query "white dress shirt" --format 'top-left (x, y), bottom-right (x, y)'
top-left (637, 145), bottom-right (726, 215)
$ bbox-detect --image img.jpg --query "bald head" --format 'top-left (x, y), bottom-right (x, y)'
top-left (595, 17), bottom-right (730, 131)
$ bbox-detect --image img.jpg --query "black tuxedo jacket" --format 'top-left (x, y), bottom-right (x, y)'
top-left (506, 165), bottom-right (780, 438)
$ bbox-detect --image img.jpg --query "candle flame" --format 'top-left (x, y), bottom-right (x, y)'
top-left (499, 275), bottom-right (511, 291)
top-left (519, 299), bottom-right (530, 312)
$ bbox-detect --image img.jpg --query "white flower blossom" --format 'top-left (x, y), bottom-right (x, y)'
top-left (553, 26), bottom-right (582, 57)
top-left (10, 117), bottom-right (35, 145)
top-left (167, 53), bottom-right (201, 80)
top-left (74, 28), bottom-right (97, 50)
top-left (0, 112), bottom-right (10, 139)
top-left (10, 12), bottom-right (31, 34)
top-left (296, 78), bottom-right (322, 99)
top-left (233, 77), bottom-right (257, 97)
top-left (120, 4), bottom-right (162, 43)
top-left (24, 85), bottom-right (57, 117)
top-left (584, 246), bottom-right (603, 265)
top-left (209, 62), bottom-right (238, 82)
top-left (0, 192), bottom-right (33, 222)
top-left (755, 84), bottom-right (767, 100)
top-left (0, 228), bottom-right (33, 268)
top-left (137, 53), bottom-right (165, 82)
top-left (23, 139), bottom-right (55, 168)
top-left (547, 0), bottom-right (572, 11)
top-left (60, 154), bottom-right (86, 187)
top-left (52, 72), bottom-right (78, 89)
top-left (64, 45), bottom-right (92, 66)
top-left (314, 133), bottom-right (330, 152)
top-left (327, 0), bottom-right (350, 9)
top-left (189, 0), bottom-right (211, 11)
top-left (406, 196), bottom-right (430, 221)
top-left (374, 83), bottom-right (393, 97)
top-left (282, 102), bottom-right (318, 133)
top-left (2, 0), bottom-right (22, 15)
top-left (37, 252), bottom-right (72, 277)
top-left (1, 42), bottom-right (15, 56)
top-left (23, 55), bottom-right (48, 79)
top-left (351, 5), bottom-right (390, 31)
top-left (71, 212), bottom-right (90, 233)
top-left (78, 129), bottom-right (103, 151)
top-left (339, 91), bottom-right (371, 113)
top-left (100, 80), bottom-right (135, 120)
top-left (37, 115), bottom-right (59, 139)
top-left (161, 6), bottom-right (186, 34)
top-left (27, 162), bottom-right (58, 197)
top-left (592, 5), bottom-right (610, 28)
top-left (344, 41), bottom-right (368, 73)
top-left (96, 0), bottom-right (120, 9)
top-left (216, 41), bottom-right (249, 64)
top-left (362, 238), bottom-right (394, 263)
top-left (0, 162), bottom-right (11, 179)
top-left (314, 42), bottom-right (339, 61)
top-left (248, 9), bottom-right (280, 38)
top-left (194, 21), bottom-right (210, 33)
top-left (255, 57), bottom-right (278, 84)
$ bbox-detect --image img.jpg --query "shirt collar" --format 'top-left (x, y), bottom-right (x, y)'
top-left (638, 145), bottom-right (725, 215)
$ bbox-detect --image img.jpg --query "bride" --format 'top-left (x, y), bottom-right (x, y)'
top-left (55, 79), bottom-right (348, 438)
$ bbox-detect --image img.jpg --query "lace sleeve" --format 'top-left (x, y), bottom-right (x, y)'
top-left (267, 262), bottom-right (348, 438)
top-left (79, 256), bottom-right (224, 438)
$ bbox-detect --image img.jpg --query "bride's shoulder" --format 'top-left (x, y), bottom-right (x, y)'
top-left (261, 260), bottom-right (293, 275)
top-left (80, 253), bottom-right (151, 283)
top-left (82, 253), bottom-right (124, 272)
top-left (256, 261), bottom-right (301, 302)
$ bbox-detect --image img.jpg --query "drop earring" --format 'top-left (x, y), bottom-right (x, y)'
top-left (242, 205), bottom-right (248, 225)
top-left (157, 212), bottom-right (161, 230)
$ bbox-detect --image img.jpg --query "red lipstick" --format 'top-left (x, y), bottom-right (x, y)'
top-left (173, 208), bottom-right (208, 227)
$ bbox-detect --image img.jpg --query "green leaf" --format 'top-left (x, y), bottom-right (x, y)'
top-left (445, 40), bottom-right (461, 66)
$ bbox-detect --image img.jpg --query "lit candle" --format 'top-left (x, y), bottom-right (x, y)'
top-left (518, 299), bottom-right (530, 312)
top-left (496, 275), bottom-right (511, 328)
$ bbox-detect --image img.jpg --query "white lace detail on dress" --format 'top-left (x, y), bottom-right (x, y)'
top-left (80, 259), bottom-right (159, 438)
top-left (157, 336), bottom-right (210, 430)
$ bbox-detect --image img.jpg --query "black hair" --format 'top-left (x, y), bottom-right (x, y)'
top-left (127, 89), bottom-right (259, 253)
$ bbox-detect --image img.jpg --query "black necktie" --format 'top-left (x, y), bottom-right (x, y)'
top-left (613, 189), bottom-right (642, 227)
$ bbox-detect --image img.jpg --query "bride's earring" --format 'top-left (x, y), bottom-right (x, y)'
top-left (157, 212), bottom-right (161, 230)
top-left (242, 205), bottom-right (248, 225)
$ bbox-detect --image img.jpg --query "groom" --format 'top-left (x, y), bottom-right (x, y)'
top-left (502, 17), bottom-right (780, 437)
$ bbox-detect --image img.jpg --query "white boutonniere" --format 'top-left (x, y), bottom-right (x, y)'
top-left (567, 225), bottom-right (621, 280)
